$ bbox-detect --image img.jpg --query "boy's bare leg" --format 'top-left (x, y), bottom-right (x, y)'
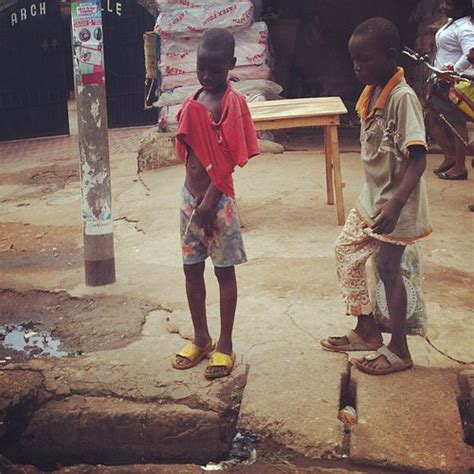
top-left (213, 265), bottom-right (237, 358)
top-left (359, 242), bottom-right (411, 370)
top-left (175, 261), bottom-right (212, 366)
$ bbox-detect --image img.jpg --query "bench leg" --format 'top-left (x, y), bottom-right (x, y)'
top-left (326, 125), bottom-right (345, 225)
top-left (324, 126), bottom-right (335, 205)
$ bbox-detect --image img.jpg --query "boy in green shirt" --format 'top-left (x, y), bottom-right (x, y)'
top-left (321, 18), bottom-right (431, 375)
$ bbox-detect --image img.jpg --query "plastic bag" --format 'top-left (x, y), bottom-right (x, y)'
top-left (157, 81), bottom-right (279, 132)
top-left (449, 80), bottom-right (474, 121)
top-left (160, 44), bottom-right (267, 76)
top-left (232, 78), bottom-right (282, 98)
top-left (156, 79), bottom-right (282, 107)
top-left (202, 429), bottom-right (257, 470)
top-left (368, 242), bottom-right (428, 336)
top-left (155, 0), bottom-right (247, 12)
top-left (160, 64), bottom-right (270, 90)
top-left (160, 22), bottom-right (268, 55)
top-left (154, 2), bottom-right (254, 38)
top-left (158, 103), bottom-right (181, 132)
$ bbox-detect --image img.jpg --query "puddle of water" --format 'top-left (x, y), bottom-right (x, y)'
top-left (0, 324), bottom-right (70, 359)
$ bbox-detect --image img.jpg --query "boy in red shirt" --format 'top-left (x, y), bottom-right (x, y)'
top-left (172, 28), bottom-right (259, 379)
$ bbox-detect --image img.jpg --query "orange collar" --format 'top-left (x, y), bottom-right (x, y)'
top-left (356, 68), bottom-right (404, 122)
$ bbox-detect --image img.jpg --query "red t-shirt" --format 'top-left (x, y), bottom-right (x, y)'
top-left (175, 84), bottom-right (260, 197)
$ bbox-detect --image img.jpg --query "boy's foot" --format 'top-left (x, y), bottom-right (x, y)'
top-left (351, 345), bottom-right (413, 375)
top-left (172, 339), bottom-right (215, 370)
top-left (204, 352), bottom-right (236, 380)
top-left (321, 330), bottom-right (383, 352)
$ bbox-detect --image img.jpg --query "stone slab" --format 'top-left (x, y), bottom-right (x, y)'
top-left (239, 344), bottom-right (348, 460)
top-left (3, 462), bottom-right (202, 474)
top-left (55, 466), bottom-right (202, 474)
top-left (0, 370), bottom-right (44, 414)
top-left (458, 369), bottom-right (474, 446)
top-left (11, 396), bottom-right (227, 467)
top-left (0, 326), bottom-right (248, 468)
top-left (351, 367), bottom-right (474, 473)
top-left (458, 369), bottom-right (474, 406)
top-left (0, 370), bottom-right (46, 439)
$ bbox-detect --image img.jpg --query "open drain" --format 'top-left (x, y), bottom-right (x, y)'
top-left (338, 363), bottom-right (357, 457)
top-left (339, 364), bottom-right (357, 424)
top-left (457, 371), bottom-right (474, 447)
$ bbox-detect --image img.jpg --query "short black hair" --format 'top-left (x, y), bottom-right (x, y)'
top-left (352, 17), bottom-right (400, 53)
top-left (199, 28), bottom-right (235, 59)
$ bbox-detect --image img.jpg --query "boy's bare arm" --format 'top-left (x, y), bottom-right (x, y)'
top-left (371, 145), bottom-right (426, 235)
top-left (197, 183), bottom-right (222, 236)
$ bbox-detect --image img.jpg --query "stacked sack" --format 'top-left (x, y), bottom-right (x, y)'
top-left (154, 0), bottom-right (280, 132)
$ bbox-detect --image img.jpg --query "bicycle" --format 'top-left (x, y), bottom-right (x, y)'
top-left (402, 46), bottom-right (474, 154)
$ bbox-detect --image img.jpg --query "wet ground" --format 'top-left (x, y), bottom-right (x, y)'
top-left (0, 289), bottom-right (158, 363)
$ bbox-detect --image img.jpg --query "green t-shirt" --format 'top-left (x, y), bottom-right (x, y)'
top-left (356, 72), bottom-right (432, 241)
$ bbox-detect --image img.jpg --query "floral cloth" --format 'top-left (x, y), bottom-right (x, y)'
top-left (335, 209), bottom-right (407, 317)
top-left (180, 186), bottom-right (247, 267)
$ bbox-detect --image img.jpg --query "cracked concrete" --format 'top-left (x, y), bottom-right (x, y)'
top-left (351, 367), bottom-right (473, 473)
top-left (1, 323), bottom-right (248, 468)
top-left (0, 129), bottom-right (473, 471)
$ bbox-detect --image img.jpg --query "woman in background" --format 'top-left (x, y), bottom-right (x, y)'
top-left (426, 0), bottom-right (473, 180)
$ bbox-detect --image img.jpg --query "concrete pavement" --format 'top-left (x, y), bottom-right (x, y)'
top-left (0, 127), bottom-right (473, 472)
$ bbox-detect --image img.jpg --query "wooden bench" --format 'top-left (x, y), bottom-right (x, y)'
top-left (249, 97), bottom-right (348, 225)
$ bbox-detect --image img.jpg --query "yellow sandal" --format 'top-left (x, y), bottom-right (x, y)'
top-left (172, 340), bottom-right (215, 370)
top-left (204, 352), bottom-right (236, 380)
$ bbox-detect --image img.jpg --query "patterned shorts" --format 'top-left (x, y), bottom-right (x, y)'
top-left (180, 186), bottom-right (247, 267)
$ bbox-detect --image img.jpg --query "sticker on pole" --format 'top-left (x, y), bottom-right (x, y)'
top-left (81, 164), bottom-right (113, 236)
top-left (71, 1), bottom-right (104, 86)
top-left (82, 196), bottom-right (113, 236)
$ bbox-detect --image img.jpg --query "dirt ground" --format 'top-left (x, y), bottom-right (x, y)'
top-left (0, 127), bottom-right (472, 472)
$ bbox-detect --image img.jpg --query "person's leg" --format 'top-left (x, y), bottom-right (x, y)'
top-left (439, 121), bottom-right (467, 177)
top-left (204, 194), bottom-right (244, 376)
top-left (214, 265), bottom-right (237, 355)
top-left (174, 261), bottom-right (212, 367)
top-left (204, 265), bottom-right (237, 377)
top-left (357, 242), bottom-right (412, 371)
top-left (324, 210), bottom-right (382, 348)
top-left (426, 114), bottom-right (456, 173)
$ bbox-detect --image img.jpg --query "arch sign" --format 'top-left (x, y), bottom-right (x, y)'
top-left (10, 1), bottom-right (46, 26)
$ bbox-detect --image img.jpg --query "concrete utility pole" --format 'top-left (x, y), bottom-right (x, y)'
top-left (71, 0), bottom-right (115, 286)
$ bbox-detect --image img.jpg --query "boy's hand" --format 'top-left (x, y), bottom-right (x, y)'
top-left (197, 202), bottom-right (214, 237)
top-left (371, 199), bottom-right (404, 235)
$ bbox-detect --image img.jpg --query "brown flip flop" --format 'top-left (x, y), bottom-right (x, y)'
top-left (320, 330), bottom-right (383, 352)
top-left (351, 345), bottom-right (413, 375)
